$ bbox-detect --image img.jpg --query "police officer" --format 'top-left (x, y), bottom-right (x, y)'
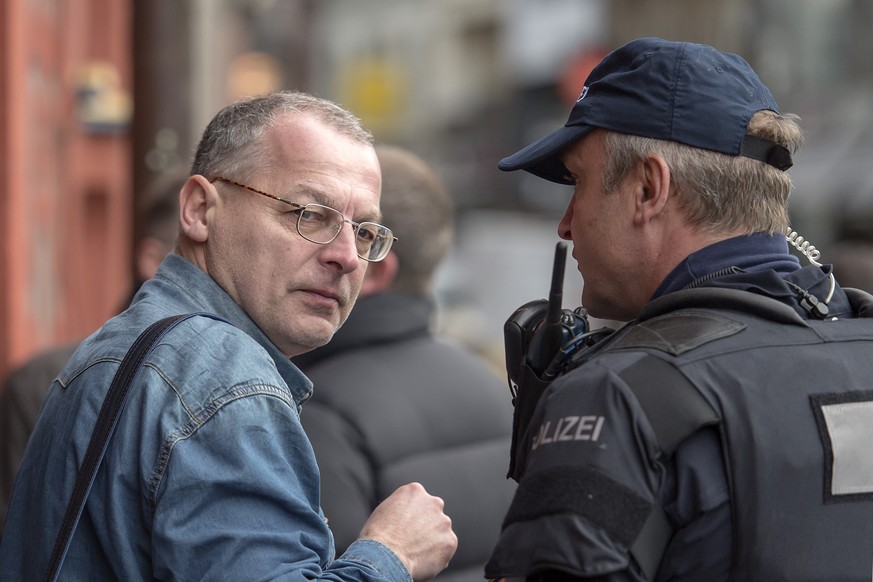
top-left (486, 37), bottom-right (873, 581)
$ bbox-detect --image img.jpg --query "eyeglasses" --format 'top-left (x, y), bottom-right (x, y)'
top-left (211, 177), bottom-right (396, 262)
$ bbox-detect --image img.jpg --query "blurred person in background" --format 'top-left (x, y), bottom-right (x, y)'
top-left (828, 238), bottom-right (873, 293)
top-left (0, 166), bottom-right (186, 539)
top-left (0, 91), bottom-right (456, 581)
top-left (485, 38), bottom-right (873, 581)
top-left (295, 144), bottom-right (516, 582)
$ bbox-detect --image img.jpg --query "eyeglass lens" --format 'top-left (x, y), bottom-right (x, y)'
top-left (296, 204), bottom-right (392, 261)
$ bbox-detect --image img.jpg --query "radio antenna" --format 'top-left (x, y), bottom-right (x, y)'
top-left (534, 242), bottom-right (567, 371)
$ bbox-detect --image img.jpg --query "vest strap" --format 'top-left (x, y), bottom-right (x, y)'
top-left (619, 354), bottom-right (721, 578)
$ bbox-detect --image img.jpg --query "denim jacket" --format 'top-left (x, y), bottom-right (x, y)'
top-left (0, 253), bottom-right (410, 582)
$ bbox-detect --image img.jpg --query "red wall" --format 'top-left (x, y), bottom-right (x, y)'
top-left (0, 0), bottom-right (133, 379)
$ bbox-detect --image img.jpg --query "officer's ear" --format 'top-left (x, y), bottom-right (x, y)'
top-left (179, 175), bottom-right (217, 243)
top-left (633, 153), bottom-right (671, 225)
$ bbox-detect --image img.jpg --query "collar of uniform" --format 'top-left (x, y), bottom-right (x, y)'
top-left (653, 233), bottom-right (801, 299)
top-left (650, 236), bottom-right (855, 320)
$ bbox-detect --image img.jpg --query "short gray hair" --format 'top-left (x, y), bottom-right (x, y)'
top-left (601, 110), bottom-right (804, 234)
top-left (191, 91), bottom-right (374, 182)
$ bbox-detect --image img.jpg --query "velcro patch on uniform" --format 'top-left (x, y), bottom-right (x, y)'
top-left (810, 391), bottom-right (873, 502)
top-left (503, 464), bottom-right (652, 548)
top-left (611, 312), bottom-right (746, 356)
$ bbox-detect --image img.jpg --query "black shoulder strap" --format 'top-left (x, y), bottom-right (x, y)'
top-left (619, 354), bottom-right (721, 581)
top-left (620, 355), bottom-right (720, 456)
top-left (44, 313), bottom-right (218, 582)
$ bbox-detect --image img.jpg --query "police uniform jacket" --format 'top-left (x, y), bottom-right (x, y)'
top-left (486, 233), bottom-right (873, 581)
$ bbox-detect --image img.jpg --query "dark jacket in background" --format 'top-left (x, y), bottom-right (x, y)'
top-left (296, 292), bottom-right (516, 582)
top-left (0, 287), bottom-right (142, 540)
top-left (0, 341), bottom-right (78, 540)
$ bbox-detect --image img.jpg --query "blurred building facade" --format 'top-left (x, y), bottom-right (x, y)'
top-left (2, 0), bottom-right (873, 378)
top-left (0, 0), bottom-right (133, 378)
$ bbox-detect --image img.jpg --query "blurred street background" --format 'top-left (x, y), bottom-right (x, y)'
top-left (2, 0), bottom-right (873, 379)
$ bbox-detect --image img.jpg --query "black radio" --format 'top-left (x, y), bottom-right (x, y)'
top-left (502, 241), bottom-right (611, 480)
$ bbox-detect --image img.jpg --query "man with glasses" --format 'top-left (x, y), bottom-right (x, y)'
top-left (0, 92), bottom-right (457, 581)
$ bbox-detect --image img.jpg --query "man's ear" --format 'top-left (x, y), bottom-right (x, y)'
top-left (179, 175), bottom-right (216, 242)
top-left (633, 153), bottom-right (672, 225)
top-left (359, 251), bottom-right (399, 296)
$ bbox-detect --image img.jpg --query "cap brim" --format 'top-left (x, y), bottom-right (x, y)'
top-left (498, 125), bottom-right (594, 185)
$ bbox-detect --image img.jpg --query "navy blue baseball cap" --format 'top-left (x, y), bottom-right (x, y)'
top-left (499, 37), bottom-right (792, 184)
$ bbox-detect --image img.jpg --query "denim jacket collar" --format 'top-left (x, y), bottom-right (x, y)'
top-left (139, 253), bottom-right (312, 403)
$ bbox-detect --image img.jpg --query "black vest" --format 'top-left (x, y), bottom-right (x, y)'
top-left (604, 287), bottom-right (873, 580)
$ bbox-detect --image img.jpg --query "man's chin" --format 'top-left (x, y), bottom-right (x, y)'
top-left (306, 334), bottom-right (333, 351)
top-left (305, 318), bottom-right (343, 348)
top-left (285, 335), bottom-right (331, 358)
top-left (278, 317), bottom-right (341, 357)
